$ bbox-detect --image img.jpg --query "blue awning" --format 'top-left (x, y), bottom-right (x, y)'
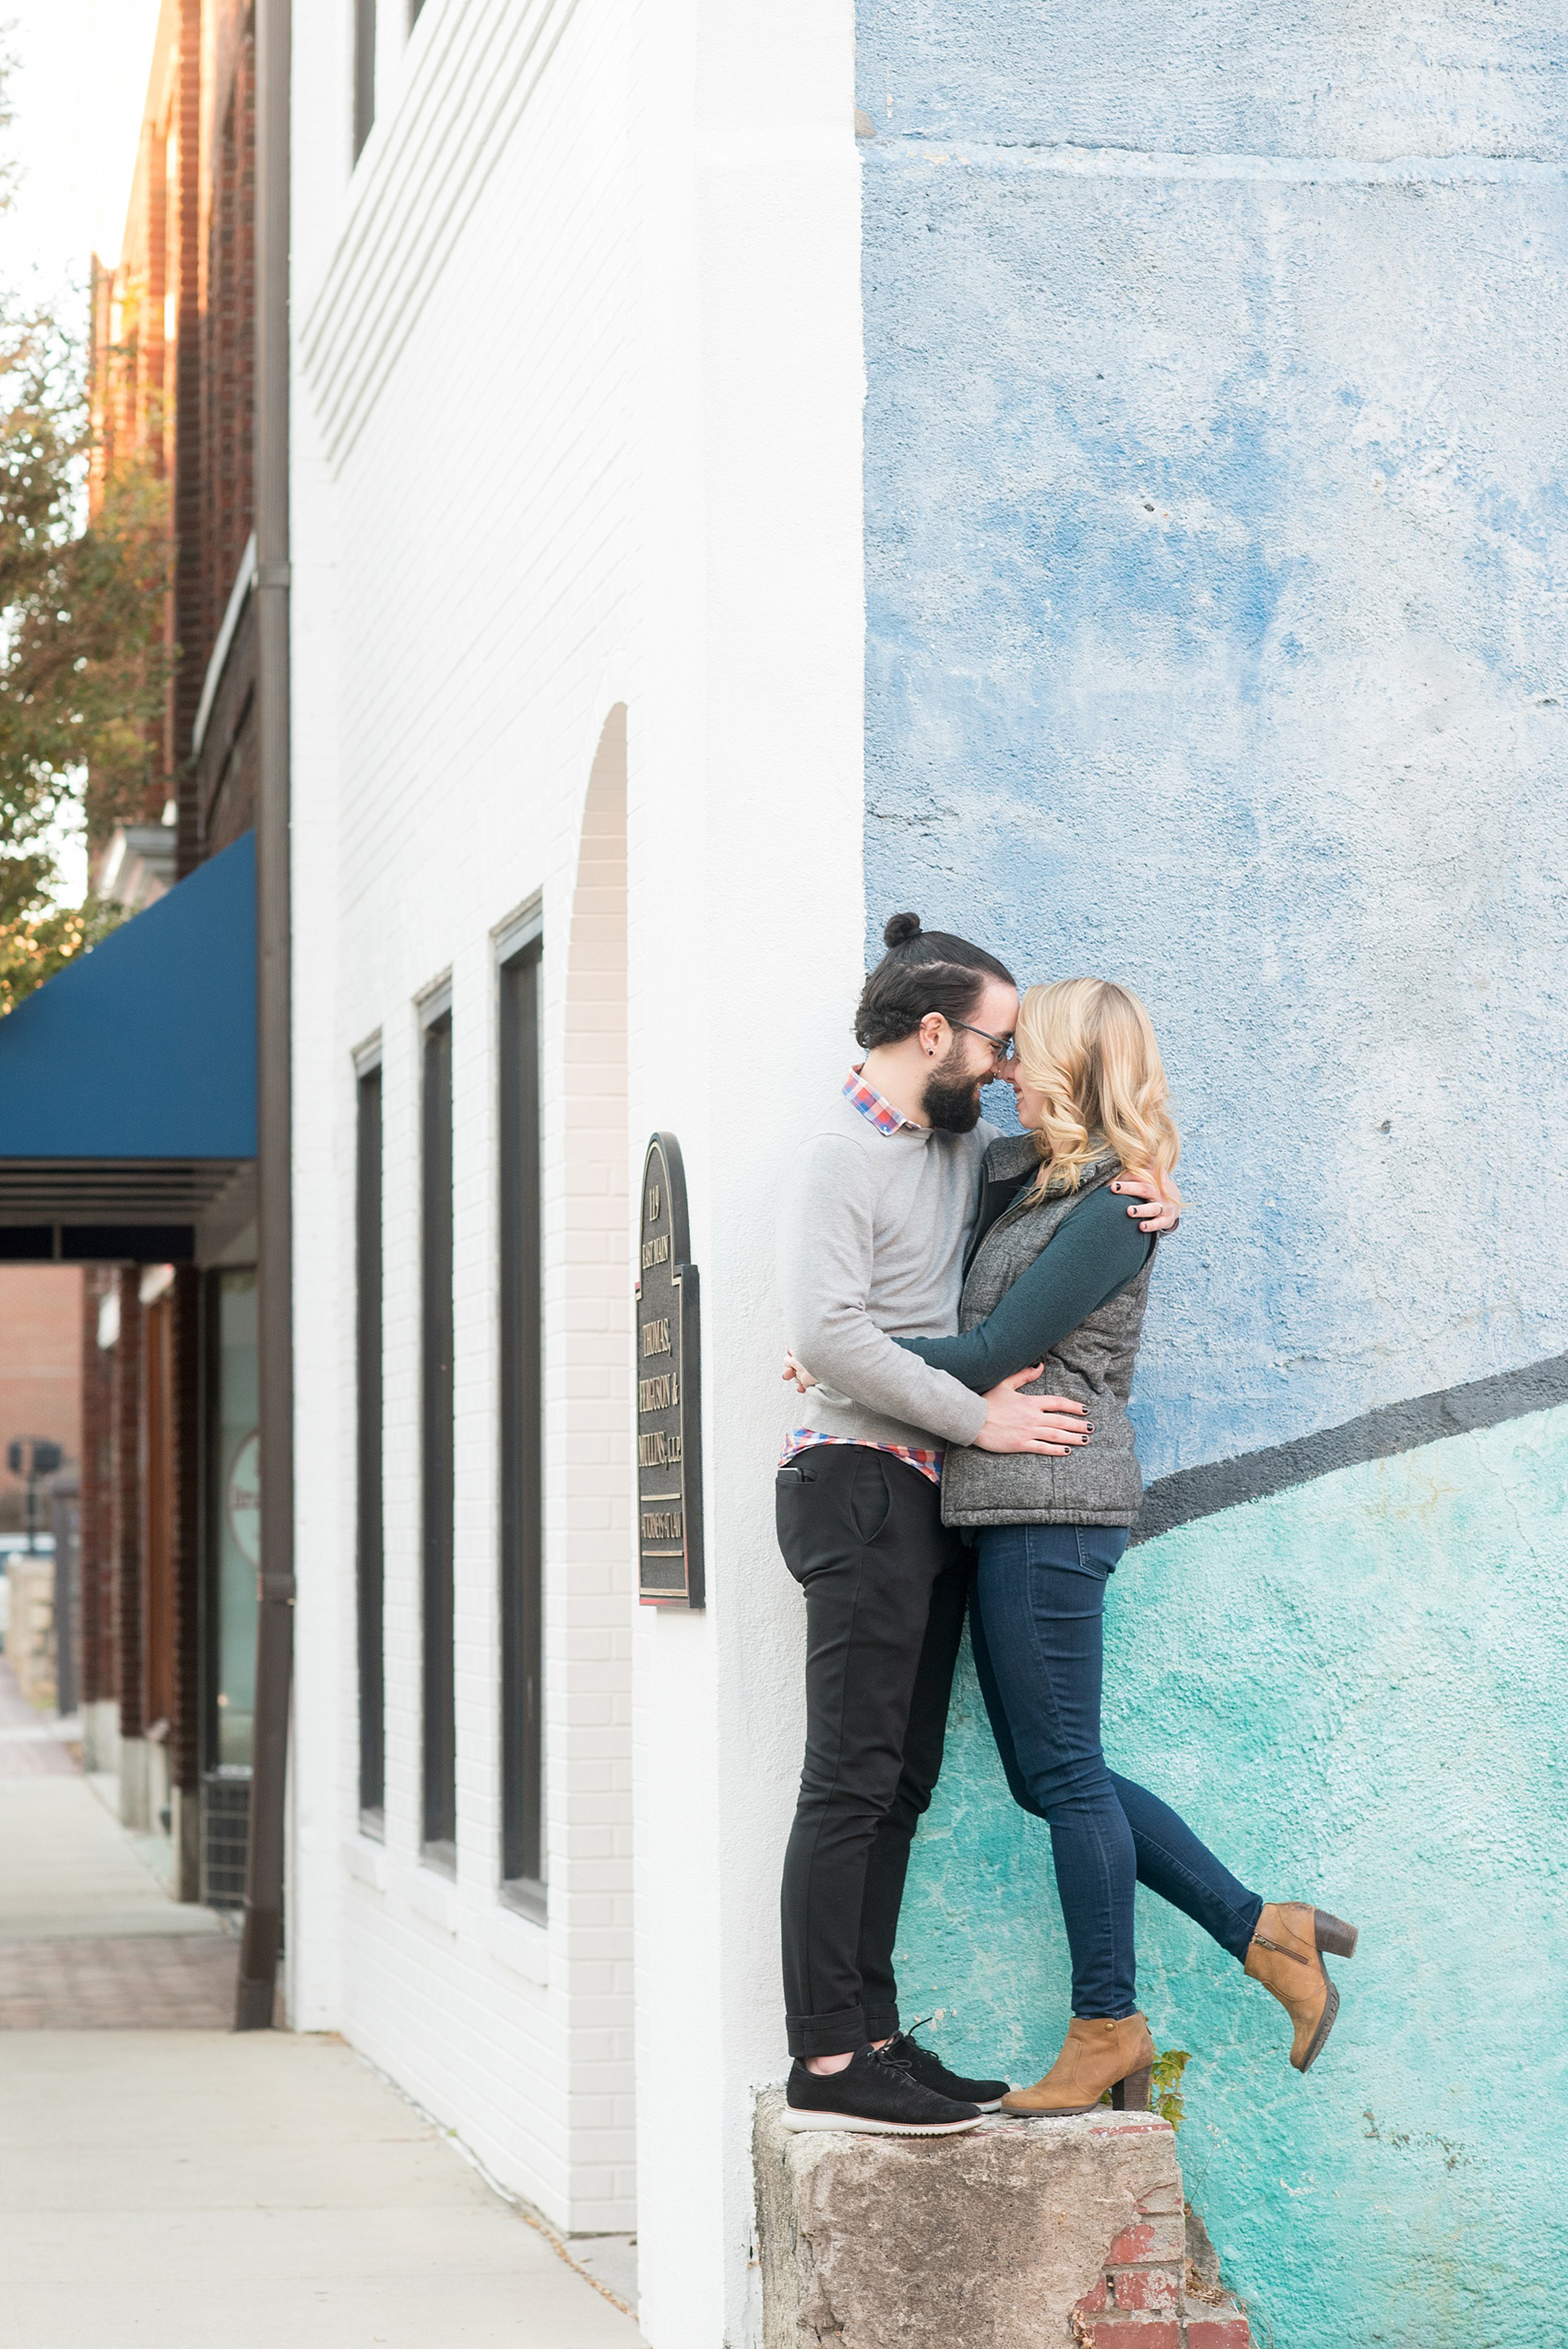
top-left (0, 831), bottom-right (255, 1255)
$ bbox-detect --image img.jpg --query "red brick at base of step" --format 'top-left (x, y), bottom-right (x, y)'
top-left (1072, 2184), bottom-right (1253, 2349)
top-left (1075, 2308), bottom-right (1251, 2348)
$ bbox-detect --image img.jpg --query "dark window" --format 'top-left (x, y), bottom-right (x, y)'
top-left (356, 1064), bottom-right (385, 1822)
top-left (499, 939), bottom-right (544, 1909)
top-left (353, 0), bottom-right (376, 160)
top-left (421, 1009), bottom-right (456, 1865)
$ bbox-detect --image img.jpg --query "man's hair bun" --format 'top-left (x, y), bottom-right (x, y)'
top-left (855, 914), bottom-right (1015, 1051)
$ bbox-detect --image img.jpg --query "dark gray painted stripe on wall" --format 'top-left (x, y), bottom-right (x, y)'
top-left (1130, 1351), bottom-right (1568, 1546)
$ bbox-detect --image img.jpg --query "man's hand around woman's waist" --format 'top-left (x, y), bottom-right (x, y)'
top-left (782, 1352), bottom-right (1088, 1458)
top-left (972, 1366), bottom-right (1087, 1454)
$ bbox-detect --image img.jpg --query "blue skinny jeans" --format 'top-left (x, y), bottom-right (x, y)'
top-left (971, 1522), bottom-right (1264, 2020)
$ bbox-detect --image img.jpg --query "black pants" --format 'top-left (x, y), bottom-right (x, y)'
top-left (776, 1446), bottom-right (967, 2058)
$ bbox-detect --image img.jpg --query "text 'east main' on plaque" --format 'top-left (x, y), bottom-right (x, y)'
top-left (636, 1132), bottom-right (705, 1607)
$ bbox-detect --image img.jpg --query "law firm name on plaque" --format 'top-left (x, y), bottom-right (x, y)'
top-left (635, 1133), bottom-right (704, 1607)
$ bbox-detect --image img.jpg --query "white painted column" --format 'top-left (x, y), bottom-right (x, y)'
top-left (627, 2), bottom-right (868, 2339)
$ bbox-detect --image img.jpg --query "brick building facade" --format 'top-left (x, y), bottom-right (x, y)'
top-left (68, 0), bottom-right (259, 1898)
top-left (0, 1268), bottom-right (83, 1535)
top-left (89, 0), bottom-right (257, 880)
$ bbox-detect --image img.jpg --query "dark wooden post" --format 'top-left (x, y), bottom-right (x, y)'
top-left (236, 0), bottom-right (293, 2033)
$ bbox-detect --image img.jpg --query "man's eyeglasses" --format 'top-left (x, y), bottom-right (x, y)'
top-left (951, 1019), bottom-right (1016, 1067)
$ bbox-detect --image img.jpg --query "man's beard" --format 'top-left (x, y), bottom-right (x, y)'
top-left (921, 1046), bottom-right (985, 1134)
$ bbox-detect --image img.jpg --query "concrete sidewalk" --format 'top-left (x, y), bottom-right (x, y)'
top-left (0, 1660), bottom-right (646, 2344)
top-left (0, 1773), bottom-right (228, 1942)
top-left (0, 2031), bottom-right (647, 2348)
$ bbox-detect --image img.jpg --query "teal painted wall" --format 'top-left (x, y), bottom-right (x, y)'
top-left (894, 1409), bottom-right (1568, 2346)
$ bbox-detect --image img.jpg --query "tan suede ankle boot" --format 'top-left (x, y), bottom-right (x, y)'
top-left (1001, 2012), bottom-right (1156, 2116)
top-left (1244, 1902), bottom-right (1359, 2071)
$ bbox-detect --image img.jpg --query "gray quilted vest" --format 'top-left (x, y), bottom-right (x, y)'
top-left (940, 1134), bottom-right (1154, 1530)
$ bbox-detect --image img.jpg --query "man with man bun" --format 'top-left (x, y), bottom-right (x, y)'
top-left (774, 914), bottom-right (1178, 2134)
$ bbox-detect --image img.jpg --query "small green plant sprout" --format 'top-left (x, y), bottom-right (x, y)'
top-left (1152, 2046), bottom-right (1190, 2130)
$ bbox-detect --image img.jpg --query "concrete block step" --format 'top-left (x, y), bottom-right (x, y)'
top-left (754, 2088), bottom-right (1252, 2349)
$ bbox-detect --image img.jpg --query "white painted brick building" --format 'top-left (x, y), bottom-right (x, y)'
top-left (287, 2), bottom-right (863, 2342)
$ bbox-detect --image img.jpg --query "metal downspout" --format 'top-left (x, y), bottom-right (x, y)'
top-left (236, 0), bottom-right (293, 2033)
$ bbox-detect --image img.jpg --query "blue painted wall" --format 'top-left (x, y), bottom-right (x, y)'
top-left (858, 8), bottom-right (1568, 2340)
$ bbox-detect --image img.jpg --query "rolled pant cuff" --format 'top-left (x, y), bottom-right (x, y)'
top-left (788, 2004), bottom-right (867, 2060)
top-left (861, 2007), bottom-right (899, 2044)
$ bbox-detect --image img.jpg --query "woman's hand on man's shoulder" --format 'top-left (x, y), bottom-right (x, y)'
top-left (1109, 1169), bottom-right (1182, 1234)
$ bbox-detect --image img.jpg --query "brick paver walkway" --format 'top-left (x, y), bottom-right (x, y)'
top-left (0, 1933), bottom-right (239, 2028)
top-left (0, 1656), bottom-right (238, 2026)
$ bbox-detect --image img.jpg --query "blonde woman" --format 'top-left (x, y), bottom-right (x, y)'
top-left (891, 979), bottom-right (1358, 2116)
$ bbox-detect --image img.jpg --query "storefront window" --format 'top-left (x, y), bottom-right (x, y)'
top-left (214, 1269), bottom-right (259, 1768)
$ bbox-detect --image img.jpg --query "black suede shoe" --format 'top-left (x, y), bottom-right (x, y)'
top-left (781, 2044), bottom-right (982, 2135)
top-left (885, 2022), bottom-right (1010, 2112)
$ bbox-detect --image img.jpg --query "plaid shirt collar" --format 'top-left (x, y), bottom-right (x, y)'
top-left (842, 1065), bottom-right (919, 1136)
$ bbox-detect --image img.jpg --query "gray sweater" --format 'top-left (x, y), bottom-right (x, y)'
top-left (777, 1091), bottom-right (994, 1452)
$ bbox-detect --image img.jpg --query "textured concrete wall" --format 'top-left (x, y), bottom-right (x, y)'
top-left (897, 1415), bottom-right (1568, 2345)
top-left (859, 6), bottom-right (1568, 2343)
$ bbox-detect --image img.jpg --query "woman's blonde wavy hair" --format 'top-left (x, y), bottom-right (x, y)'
top-left (1015, 977), bottom-right (1179, 1200)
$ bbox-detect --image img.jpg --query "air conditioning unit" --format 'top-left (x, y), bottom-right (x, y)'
top-left (201, 1768), bottom-right (251, 1908)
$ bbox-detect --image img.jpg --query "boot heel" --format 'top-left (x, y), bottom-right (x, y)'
top-left (1314, 1911), bottom-right (1359, 1959)
top-left (1111, 2068), bottom-right (1151, 2113)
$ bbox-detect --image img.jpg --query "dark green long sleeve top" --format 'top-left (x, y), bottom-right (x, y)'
top-left (893, 1184), bottom-right (1154, 1391)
